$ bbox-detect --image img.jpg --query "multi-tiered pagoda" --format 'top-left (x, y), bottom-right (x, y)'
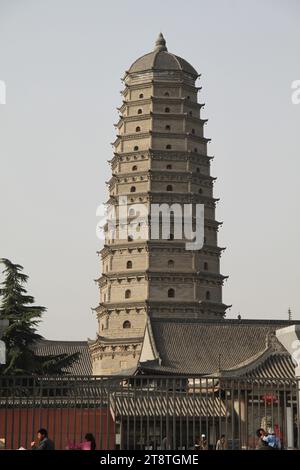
top-left (90, 34), bottom-right (229, 375)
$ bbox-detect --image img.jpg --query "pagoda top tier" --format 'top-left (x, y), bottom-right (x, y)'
top-left (127, 33), bottom-right (199, 77)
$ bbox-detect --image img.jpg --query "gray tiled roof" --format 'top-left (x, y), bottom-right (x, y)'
top-left (129, 50), bottom-right (198, 76)
top-left (243, 353), bottom-right (295, 380)
top-left (34, 339), bottom-right (92, 375)
top-left (110, 392), bottom-right (227, 419)
top-left (140, 318), bottom-right (299, 376)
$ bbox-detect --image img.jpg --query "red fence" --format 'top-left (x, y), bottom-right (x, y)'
top-left (0, 407), bottom-right (115, 450)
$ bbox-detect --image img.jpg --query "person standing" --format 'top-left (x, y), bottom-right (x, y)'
top-left (200, 434), bottom-right (208, 450)
top-left (256, 428), bottom-right (271, 450)
top-left (31, 428), bottom-right (55, 450)
top-left (161, 435), bottom-right (171, 450)
top-left (82, 433), bottom-right (96, 450)
top-left (216, 434), bottom-right (226, 450)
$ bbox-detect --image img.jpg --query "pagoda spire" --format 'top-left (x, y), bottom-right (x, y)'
top-left (154, 32), bottom-right (167, 52)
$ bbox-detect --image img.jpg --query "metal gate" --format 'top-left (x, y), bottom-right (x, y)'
top-left (0, 375), bottom-right (299, 450)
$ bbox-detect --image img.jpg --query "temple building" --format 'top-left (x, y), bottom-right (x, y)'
top-left (89, 33), bottom-right (229, 375)
top-left (33, 35), bottom-right (299, 386)
top-left (3, 35), bottom-right (299, 452)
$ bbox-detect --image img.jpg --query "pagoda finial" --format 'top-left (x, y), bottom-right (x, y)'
top-left (154, 32), bottom-right (167, 52)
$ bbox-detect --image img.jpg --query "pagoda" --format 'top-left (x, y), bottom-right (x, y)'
top-left (90, 34), bottom-right (229, 375)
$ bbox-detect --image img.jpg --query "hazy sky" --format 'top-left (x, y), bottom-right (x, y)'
top-left (0, 0), bottom-right (299, 340)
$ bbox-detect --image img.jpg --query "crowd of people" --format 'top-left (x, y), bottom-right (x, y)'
top-left (24, 426), bottom-right (282, 451)
top-left (193, 434), bottom-right (225, 450)
top-left (194, 428), bottom-right (281, 450)
top-left (192, 428), bottom-right (281, 450)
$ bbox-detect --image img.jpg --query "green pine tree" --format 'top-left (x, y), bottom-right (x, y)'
top-left (0, 258), bottom-right (80, 375)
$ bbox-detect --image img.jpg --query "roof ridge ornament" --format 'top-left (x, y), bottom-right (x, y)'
top-left (265, 331), bottom-right (286, 352)
top-left (154, 32), bottom-right (167, 52)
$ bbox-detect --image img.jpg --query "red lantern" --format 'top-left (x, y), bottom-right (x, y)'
top-left (261, 394), bottom-right (278, 404)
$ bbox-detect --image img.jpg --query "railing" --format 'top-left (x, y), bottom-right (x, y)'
top-left (0, 375), bottom-right (299, 450)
